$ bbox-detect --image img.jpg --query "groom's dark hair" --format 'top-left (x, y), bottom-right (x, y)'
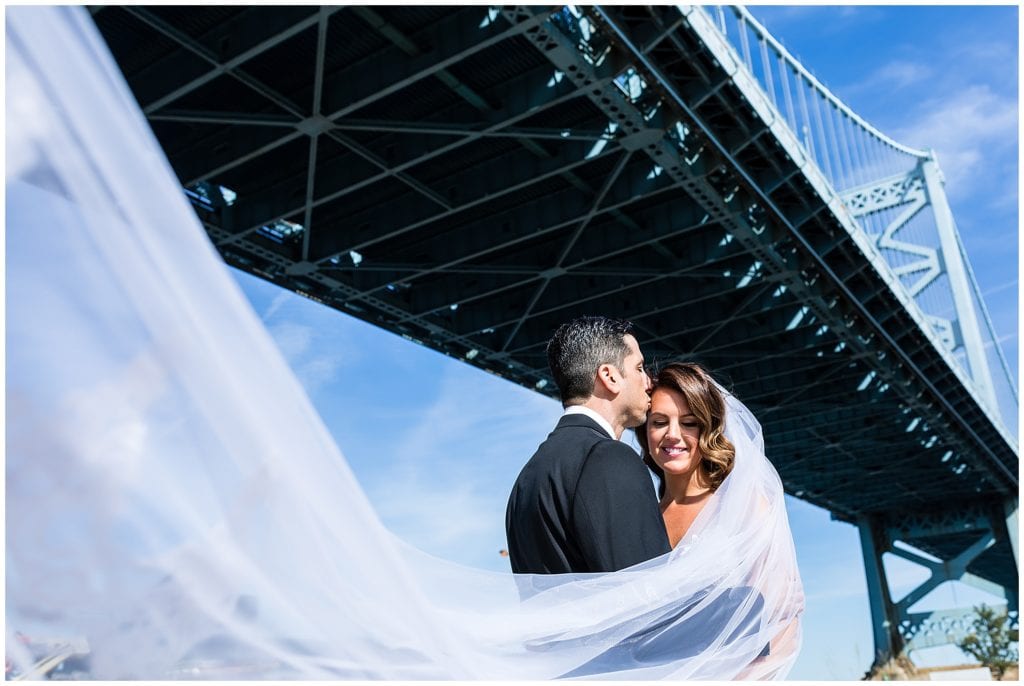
top-left (546, 316), bottom-right (635, 406)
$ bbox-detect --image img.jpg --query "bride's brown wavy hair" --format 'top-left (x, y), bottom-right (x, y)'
top-left (636, 362), bottom-right (735, 498)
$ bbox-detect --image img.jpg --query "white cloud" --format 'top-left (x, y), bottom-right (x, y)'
top-left (949, 34), bottom-right (1017, 69)
top-left (374, 477), bottom-right (497, 551)
top-left (984, 331), bottom-right (1018, 349)
top-left (358, 364), bottom-right (561, 569)
top-left (265, 320), bottom-right (342, 391)
top-left (268, 321), bottom-right (314, 359)
top-left (872, 60), bottom-right (933, 90)
top-left (262, 291), bottom-right (291, 321)
top-left (260, 296), bottom-right (362, 394)
top-left (890, 84), bottom-right (1017, 200)
top-left (755, 5), bottom-right (863, 27)
top-left (295, 355), bottom-right (342, 393)
top-left (983, 278), bottom-right (1019, 298)
top-left (841, 59), bottom-right (935, 100)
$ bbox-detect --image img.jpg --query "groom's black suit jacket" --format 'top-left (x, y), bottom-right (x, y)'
top-left (505, 413), bottom-right (671, 574)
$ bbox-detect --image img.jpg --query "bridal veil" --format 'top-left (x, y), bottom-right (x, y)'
top-left (7, 6), bottom-right (803, 679)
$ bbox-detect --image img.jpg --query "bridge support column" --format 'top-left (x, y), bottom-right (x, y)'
top-left (858, 516), bottom-right (903, 666)
top-left (1004, 498), bottom-right (1019, 567)
top-left (991, 498), bottom-right (1020, 618)
top-left (920, 155), bottom-right (999, 412)
top-left (858, 506), bottom-right (1019, 668)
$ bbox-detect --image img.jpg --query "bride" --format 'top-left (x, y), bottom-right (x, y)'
top-left (7, 6), bottom-right (803, 680)
top-left (639, 362), bottom-right (742, 549)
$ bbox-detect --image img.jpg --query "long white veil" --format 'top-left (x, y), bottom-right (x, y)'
top-left (7, 6), bottom-right (803, 680)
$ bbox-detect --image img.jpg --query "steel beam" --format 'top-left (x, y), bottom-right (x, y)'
top-left (329, 119), bottom-right (607, 141)
top-left (321, 156), bottom-right (695, 306)
top-left (150, 110), bottom-right (297, 127)
top-left (129, 7), bottom-right (327, 114)
top-left (217, 68), bottom-right (593, 249)
top-left (921, 156), bottom-right (999, 412)
top-left (859, 507), bottom-right (1019, 661)
top-left (1006, 499), bottom-right (1019, 564)
top-left (390, 207), bottom-right (727, 323)
top-left (321, 9), bottom-right (547, 120)
top-left (903, 606), bottom-right (1008, 652)
top-left (859, 517), bottom-right (904, 665)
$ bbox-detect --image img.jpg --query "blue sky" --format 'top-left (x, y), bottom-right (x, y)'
top-left (230, 6), bottom-right (1017, 680)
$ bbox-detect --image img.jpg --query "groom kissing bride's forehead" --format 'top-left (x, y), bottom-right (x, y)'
top-left (505, 315), bottom-right (670, 575)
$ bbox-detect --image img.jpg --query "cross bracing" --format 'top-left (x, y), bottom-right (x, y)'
top-left (91, 4), bottom-right (1017, 662)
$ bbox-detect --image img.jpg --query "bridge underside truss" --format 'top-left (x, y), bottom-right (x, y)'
top-left (91, 4), bottom-right (1017, 604)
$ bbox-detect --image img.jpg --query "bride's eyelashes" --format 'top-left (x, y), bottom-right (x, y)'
top-left (647, 420), bottom-right (700, 429)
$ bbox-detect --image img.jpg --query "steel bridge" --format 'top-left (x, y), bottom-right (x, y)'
top-left (91, 5), bottom-right (1018, 668)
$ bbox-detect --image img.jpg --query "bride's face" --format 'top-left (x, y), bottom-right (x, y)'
top-left (646, 387), bottom-right (702, 475)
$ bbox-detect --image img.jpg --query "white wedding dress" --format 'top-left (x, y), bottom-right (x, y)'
top-left (7, 6), bottom-right (804, 680)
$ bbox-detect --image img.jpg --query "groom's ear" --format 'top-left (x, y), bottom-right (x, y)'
top-left (595, 363), bottom-right (620, 395)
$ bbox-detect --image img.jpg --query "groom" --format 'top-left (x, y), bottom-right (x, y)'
top-left (505, 316), bottom-right (670, 574)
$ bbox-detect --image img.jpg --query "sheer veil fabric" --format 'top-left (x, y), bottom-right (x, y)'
top-left (7, 6), bottom-right (804, 680)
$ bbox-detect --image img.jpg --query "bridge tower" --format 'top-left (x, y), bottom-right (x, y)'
top-left (704, 5), bottom-right (1020, 668)
top-left (837, 133), bottom-right (1019, 670)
